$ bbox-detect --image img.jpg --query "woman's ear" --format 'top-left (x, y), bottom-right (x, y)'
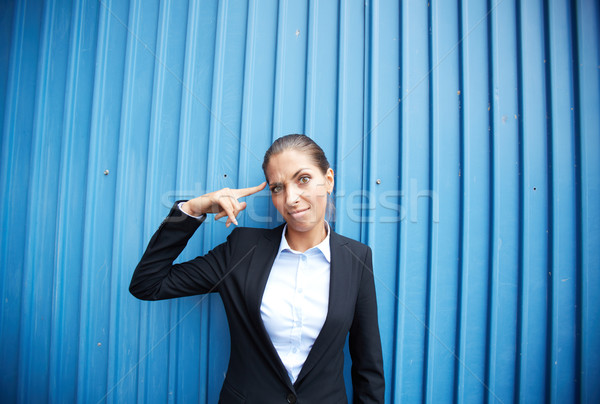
top-left (326, 168), bottom-right (335, 194)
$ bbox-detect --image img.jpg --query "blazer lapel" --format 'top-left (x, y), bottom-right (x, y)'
top-left (244, 224), bottom-right (295, 389)
top-left (294, 230), bottom-right (351, 386)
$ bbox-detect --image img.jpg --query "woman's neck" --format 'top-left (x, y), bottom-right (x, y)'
top-left (284, 222), bottom-right (328, 253)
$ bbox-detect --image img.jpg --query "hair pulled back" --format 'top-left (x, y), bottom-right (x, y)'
top-left (262, 134), bottom-right (330, 179)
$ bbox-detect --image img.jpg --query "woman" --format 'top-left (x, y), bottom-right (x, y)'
top-left (130, 134), bottom-right (384, 403)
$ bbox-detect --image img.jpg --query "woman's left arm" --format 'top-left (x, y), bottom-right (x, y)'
top-left (349, 246), bottom-right (385, 404)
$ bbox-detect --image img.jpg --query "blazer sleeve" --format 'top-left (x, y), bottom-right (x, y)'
top-left (348, 246), bottom-right (385, 403)
top-left (129, 201), bottom-right (233, 301)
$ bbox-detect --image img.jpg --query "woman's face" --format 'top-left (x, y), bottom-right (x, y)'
top-left (265, 149), bottom-right (334, 234)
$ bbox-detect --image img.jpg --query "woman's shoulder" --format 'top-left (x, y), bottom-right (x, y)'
top-left (330, 230), bottom-right (371, 253)
top-left (228, 224), bottom-right (284, 242)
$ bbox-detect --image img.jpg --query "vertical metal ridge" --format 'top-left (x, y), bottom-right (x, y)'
top-left (50, 0), bottom-right (99, 401)
top-left (145, 0), bottom-right (175, 201)
top-left (135, 0), bottom-right (160, 396)
top-left (488, 0), bottom-right (522, 401)
top-left (177, 0), bottom-right (201, 176)
top-left (361, 0), bottom-right (382, 396)
top-left (542, 1), bottom-right (555, 398)
top-left (105, 0), bottom-right (159, 401)
top-left (106, 0), bottom-right (138, 400)
top-left (545, 0), bottom-right (579, 401)
top-left (572, 0), bottom-right (600, 402)
top-left (428, 0), bottom-right (462, 402)
top-left (333, 0), bottom-right (342, 232)
top-left (0, 0), bottom-right (41, 399)
top-left (332, 1), bottom-right (341, 172)
top-left (544, 2), bottom-right (557, 389)
top-left (569, 2), bottom-right (583, 403)
top-left (454, 0), bottom-right (466, 402)
top-left (516, 0), bottom-right (551, 401)
top-left (0, 1), bottom-right (16, 142)
top-left (333, 2), bottom-right (367, 397)
top-left (334, 0), bottom-right (364, 241)
top-left (304, 0), bottom-right (338, 157)
top-left (362, 0), bottom-right (374, 306)
top-left (361, 0), bottom-right (373, 247)
top-left (514, 0), bottom-right (525, 401)
top-left (77, 0), bottom-right (107, 396)
top-left (304, 0), bottom-right (316, 137)
top-left (205, 0), bottom-right (230, 189)
top-left (176, 0), bottom-right (219, 191)
top-left (424, 0), bottom-right (435, 399)
top-left (168, 301), bottom-right (180, 404)
top-left (77, 0), bottom-right (129, 401)
top-left (455, 0), bottom-right (496, 400)
top-left (268, 0), bottom-right (281, 155)
top-left (271, 0), bottom-right (286, 139)
top-left (272, 0), bottom-right (308, 136)
top-left (399, 0), bottom-right (432, 398)
top-left (392, 0), bottom-right (404, 394)
top-left (457, 0), bottom-right (472, 400)
top-left (484, 0), bottom-right (496, 399)
top-left (233, 0), bottom-right (249, 181)
top-left (364, 1), bottom-right (402, 400)
top-left (301, 0), bottom-right (310, 132)
top-left (19, 0), bottom-right (61, 401)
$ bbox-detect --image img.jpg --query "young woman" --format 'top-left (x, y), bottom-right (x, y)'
top-left (130, 134), bottom-right (384, 403)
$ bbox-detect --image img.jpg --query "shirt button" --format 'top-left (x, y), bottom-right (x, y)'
top-left (301, 255), bottom-right (307, 261)
top-left (292, 347), bottom-right (298, 353)
top-left (286, 393), bottom-right (297, 404)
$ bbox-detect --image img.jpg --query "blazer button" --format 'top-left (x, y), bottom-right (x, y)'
top-left (286, 393), bottom-right (297, 403)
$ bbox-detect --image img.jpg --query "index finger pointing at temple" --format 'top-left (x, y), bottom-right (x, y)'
top-left (234, 181), bottom-right (267, 198)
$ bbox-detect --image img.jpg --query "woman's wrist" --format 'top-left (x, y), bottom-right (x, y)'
top-left (180, 201), bottom-right (203, 217)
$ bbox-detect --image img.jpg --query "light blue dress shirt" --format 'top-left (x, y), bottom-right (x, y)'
top-left (260, 223), bottom-right (331, 384)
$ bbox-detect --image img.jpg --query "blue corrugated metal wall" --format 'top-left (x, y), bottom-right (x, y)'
top-left (1, 0), bottom-right (598, 403)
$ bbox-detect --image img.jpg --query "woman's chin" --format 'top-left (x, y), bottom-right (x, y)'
top-left (285, 214), bottom-right (324, 233)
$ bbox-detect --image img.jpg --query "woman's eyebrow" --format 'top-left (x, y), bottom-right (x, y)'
top-left (269, 168), bottom-right (311, 187)
top-left (292, 168), bottom-right (309, 178)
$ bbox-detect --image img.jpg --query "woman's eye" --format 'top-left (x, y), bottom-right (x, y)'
top-left (299, 176), bottom-right (310, 184)
top-left (271, 185), bottom-right (282, 194)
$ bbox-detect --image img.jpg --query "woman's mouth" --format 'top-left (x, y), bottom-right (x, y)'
top-left (288, 207), bottom-right (310, 219)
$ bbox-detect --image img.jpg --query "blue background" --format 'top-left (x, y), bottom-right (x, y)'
top-left (0, 0), bottom-right (599, 402)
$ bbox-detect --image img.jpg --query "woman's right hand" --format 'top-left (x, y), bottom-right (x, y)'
top-left (180, 182), bottom-right (267, 227)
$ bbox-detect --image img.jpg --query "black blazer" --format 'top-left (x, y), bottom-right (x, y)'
top-left (130, 203), bottom-right (384, 404)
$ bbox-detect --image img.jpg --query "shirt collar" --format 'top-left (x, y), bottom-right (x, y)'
top-left (277, 221), bottom-right (331, 262)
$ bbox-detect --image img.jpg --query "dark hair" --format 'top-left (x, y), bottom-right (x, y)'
top-left (262, 134), bottom-right (330, 178)
top-left (263, 134), bottom-right (330, 177)
top-left (262, 134), bottom-right (335, 222)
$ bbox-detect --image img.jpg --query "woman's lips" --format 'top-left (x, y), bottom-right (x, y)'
top-left (288, 207), bottom-right (310, 219)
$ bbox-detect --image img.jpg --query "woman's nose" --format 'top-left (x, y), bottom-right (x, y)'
top-left (285, 186), bottom-right (300, 206)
